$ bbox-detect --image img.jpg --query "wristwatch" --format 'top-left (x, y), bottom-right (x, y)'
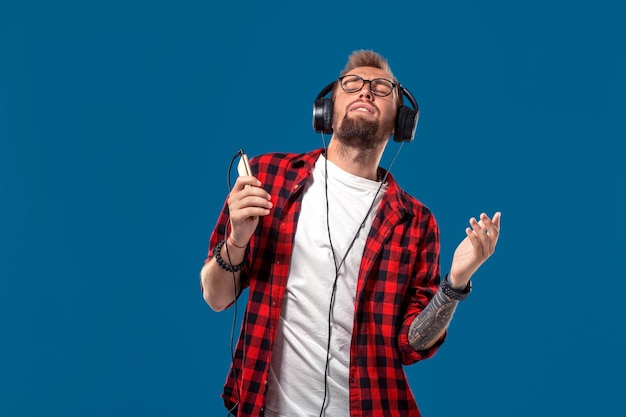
top-left (440, 274), bottom-right (472, 301)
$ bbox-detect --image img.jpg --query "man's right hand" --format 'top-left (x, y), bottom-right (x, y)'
top-left (226, 175), bottom-right (273, 246)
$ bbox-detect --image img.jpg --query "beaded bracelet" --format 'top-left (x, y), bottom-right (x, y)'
top-left (440, 274), bottom-right (472, 301)
top-left (213, 239), bottom-right (245, 272)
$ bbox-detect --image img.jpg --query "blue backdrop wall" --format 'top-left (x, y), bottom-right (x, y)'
top-left (1, 1), bottom-right (623, 416)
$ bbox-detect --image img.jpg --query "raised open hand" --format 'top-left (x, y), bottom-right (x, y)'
top-left (449, 212), bottom-right (501, 287)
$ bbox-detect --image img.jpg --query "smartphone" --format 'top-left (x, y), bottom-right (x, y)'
top-left (237, 151), bottom-right (251, 177)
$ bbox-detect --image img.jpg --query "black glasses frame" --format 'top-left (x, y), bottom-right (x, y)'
top-left (338, 74), bottom-right (397, 97)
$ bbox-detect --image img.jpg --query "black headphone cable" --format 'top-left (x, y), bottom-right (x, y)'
top-left (222, 150), bottom-right (249, 417)
top-left (317, 135), bottom-right (404, 416)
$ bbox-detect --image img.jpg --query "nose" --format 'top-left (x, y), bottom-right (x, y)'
top-left (359, 80), bottom-right (373, 99)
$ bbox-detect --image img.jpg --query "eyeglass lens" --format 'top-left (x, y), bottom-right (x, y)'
top-left (341, 75), bottom-right (394, 97)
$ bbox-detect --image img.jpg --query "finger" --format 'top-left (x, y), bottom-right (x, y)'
top-left (468, 218), bottom-right (488, 257)
top-left (230, 195), bottom-right (273, 215)
top-left (478, 212), bottom-right (500, 238)
top-left (231, 206), bottom-right (271, 223)
top-left (471, 216), bottom-right (490, 241)
top-left (465, 226), bottom-right (487, 259)
top-left (234, 175), bottom-right (262, 191)
top-left (230, 182), bottom-right (271, 204)
top-left (477, 213), bottom-right (492, 235)
top-left (242, 195), bottom-right (273, 209)
top-left (492, 211), bottom-right (502, 233)
top-left (476, 215), bottom-right (498, 257)
top-left (479, 212), bottom-right (501, 254)
top-left (489, 212), bottom-right (502, 254)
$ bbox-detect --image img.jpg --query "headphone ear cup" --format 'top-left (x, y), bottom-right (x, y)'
top-left (394, 106), bottom-right (419, 143)
top-left (313, 98), bottom-right (334, 134)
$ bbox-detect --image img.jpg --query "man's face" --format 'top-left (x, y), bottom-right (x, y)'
top-left (332, 66), bottom-right (398, 150)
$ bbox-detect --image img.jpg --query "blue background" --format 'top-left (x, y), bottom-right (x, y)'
top-left (1, 1), bottom-right (623, 416)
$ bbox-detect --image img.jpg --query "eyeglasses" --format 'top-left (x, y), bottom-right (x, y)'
top-left (338, 74), bottom-right (397, 97)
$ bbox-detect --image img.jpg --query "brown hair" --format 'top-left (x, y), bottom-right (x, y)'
top-left (334, 49), bottom-right (402, 108)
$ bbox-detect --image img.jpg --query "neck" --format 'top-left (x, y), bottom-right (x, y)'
top-left (325, 139), bottom-right (384, 181)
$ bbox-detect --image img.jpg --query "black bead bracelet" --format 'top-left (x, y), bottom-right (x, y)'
top-left (213, 239), bottom-right (245, 273)
top-left (440, 274), bottom-right (472, 301)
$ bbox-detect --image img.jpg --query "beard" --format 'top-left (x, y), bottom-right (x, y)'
top-left (334, 114), bottom-right (393, 150)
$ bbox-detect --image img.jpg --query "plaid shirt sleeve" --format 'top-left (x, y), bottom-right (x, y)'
top-left (397, 216), bottom-right (443, 363)
top-left (203, 190), bottom-right (252, 302)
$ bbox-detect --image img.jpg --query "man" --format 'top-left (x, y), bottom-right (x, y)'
top-left (201, 49), bottom-right (501, 417)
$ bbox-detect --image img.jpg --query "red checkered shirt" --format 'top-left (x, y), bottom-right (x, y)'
top-left (205, 149), bottom-right (444, 417)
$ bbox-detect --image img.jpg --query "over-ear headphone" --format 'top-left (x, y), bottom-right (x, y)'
top-left (312, 80), bottom-right (420, 143)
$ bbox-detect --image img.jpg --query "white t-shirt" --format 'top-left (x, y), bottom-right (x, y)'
top-left (265, 156), bottom-right (386, 417)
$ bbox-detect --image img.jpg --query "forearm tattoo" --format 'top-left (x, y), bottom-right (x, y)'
top-left (408, 290), bottom-right (458, 351)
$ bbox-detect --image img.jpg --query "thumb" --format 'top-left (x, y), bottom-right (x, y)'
top-left (493, 211), bottom-right (502, 232)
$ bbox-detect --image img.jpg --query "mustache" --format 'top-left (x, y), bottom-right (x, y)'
top-left (347, 100), bottom-right (379, 114)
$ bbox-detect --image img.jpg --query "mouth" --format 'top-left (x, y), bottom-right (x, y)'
top-left (349, 102), bottom-right (376, 115)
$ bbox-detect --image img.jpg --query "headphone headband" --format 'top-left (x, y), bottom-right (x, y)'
top-left (315, 81), bottom-right (335, 101)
